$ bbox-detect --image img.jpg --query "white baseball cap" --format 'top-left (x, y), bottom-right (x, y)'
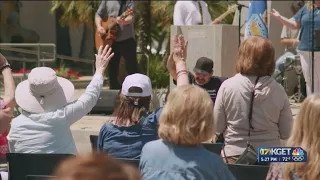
top-left (121, 73), bottom-right (152, 97)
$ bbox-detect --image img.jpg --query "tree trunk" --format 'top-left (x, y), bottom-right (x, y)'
top-left (156, 31), bottom-right (167, 56)
top-left (78, 25), bottom-right (95, 74)
top-left (55, 7), bottom-right (72, 66)
top-left (136, 1), bottom-right (151, 74)
top-left (162, 36), bottom-right (170, 68)
top-left (79, 25), bottom-right (94, 59)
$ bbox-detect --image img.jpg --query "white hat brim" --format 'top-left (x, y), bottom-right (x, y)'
top-left (15, 77), bottom-right (75, 113)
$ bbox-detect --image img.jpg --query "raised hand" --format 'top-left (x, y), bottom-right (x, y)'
top-left (270, 9), bottom-right (281, 19)
top-left (0, 53), bottom-right (8, 68)
top-left (172, 35), bottom-right (188, 64)
top-left (95, 45), bottom-right (114, 75)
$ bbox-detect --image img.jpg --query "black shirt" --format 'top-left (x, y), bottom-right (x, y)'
top-left (173, 72), bottom-right (226, 103)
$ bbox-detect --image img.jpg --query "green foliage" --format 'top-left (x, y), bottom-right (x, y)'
top-left (207, 1), bottom-right (235, 24)
top-left (50, 1), bottom-right (99, 28)
top-left (146, 54), bottom-right (169, 88)
top-left (55, 64), bottom-right (82, 80)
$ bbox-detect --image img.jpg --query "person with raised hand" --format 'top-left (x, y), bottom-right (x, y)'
top-left (270, 1), bottom-right (320, 95)
top-left (97, 35), bottom-right (190, 159)
top-left (167, 35), bottom-right (227, 104)
top-left (0, 53), bottom-right (16, 134)
top-left (7, 45), bottom-right (114, 154)
top-left (139, 35), bottom-right (235, 180)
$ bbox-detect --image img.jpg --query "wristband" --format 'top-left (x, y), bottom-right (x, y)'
top-left (176, 70), bottom-right (188, 76)
top-left (177, 72), bottom-right (188, 79)
top-left (0, 64), bottom-right (10, 73)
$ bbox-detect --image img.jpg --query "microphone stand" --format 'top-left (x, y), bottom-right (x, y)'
top-left (312, 0), bottom-right (315, 93)
top-left (236, 3), bottom-right (248, 47)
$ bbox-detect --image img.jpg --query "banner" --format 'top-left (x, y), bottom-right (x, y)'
top-left (245, 0), bottom-right (268, 39)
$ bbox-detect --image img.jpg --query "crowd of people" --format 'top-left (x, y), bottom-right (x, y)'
top-left (0, 0), bottom-right (320, 179)
top-left (0, 34), bottom-right (318, 180)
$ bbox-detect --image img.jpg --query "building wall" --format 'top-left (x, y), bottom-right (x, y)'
top-left (19, 1), bottom-right (85, 58)
top-left (19, 1), bottom-right (56, 44)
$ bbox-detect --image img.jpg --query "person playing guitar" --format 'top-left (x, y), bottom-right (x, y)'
top-left (95, 0), bottom-right (138, 89)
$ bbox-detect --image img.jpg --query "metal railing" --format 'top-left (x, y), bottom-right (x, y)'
top-left (0, 43), bottom-right (56, 65)
top-left (0, 43), bottom-right (150, 77)
top-left (0, 43), bottom-right (56, 78)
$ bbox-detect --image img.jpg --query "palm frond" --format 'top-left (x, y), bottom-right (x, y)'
top-left (50, 1), bottom-right (99, 28)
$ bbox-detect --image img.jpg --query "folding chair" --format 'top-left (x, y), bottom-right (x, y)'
top-left (6, 153), bottom-right (74, 180)
top-left (227, 164), bottom-right (270, 180)
top-left (202, 143), bottom-right (223, 155)
top-left (25, 175), bottom-right (55, 180)
top-left (90, 135), bottom-right (99, 150)
top-left (117, 158), bottom-right (140, 168)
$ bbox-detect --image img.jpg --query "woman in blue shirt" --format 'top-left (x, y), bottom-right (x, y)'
top-left (97, 35), bottom-right (190, 160)
top-left (139, 85), bottom-right (235, 180)
top-left (139, 36), bottom-right (235, 180)
top-left (271, 1), bottom-right (320, 96)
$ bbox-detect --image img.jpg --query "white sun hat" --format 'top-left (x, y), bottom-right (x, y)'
top-left (15, 67), bottom-right (74, 113)
top-left (121, 73), bottom-right (152, 97)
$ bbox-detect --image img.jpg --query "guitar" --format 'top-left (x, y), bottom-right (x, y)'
top-left (212, 5), bottom-right (237, 23)
top-left (95, 8), bottom-right (134, 50)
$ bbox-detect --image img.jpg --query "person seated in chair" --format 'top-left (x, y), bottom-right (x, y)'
top-left (167, 56), bottom-right (226, 104)
top-left (7, 45), bottom-right (114, 154)
top-left (139, 85), bottom-right (235, 180)
top-left (97, 35), bottom-right (190, 160)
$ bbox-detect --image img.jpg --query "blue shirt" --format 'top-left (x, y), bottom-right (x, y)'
top-left (97, 108), bottom-right (162, 160)
top-left (294, 6), bottom-right (320, 51)
top-left (139, 139), bottom-right (236, 180)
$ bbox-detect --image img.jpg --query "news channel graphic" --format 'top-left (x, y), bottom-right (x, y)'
top-left (258, 147), bottom-right (307, 163)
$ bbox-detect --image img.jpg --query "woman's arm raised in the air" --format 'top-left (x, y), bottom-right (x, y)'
top-left (167, 35), bottom-right (189, 86)
top-left (270, 9), bottom-right (301, 30)
top-left (64, 45), bottom-right (114, 125)
top-left (0, 53), bottom-right (15, 109)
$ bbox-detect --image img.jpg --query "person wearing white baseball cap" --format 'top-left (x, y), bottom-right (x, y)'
top-left (97, 35), bottom-right (190, 159)
top-left (7, 45), bottom-right (114, 154)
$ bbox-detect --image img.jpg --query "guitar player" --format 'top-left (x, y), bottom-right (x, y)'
top-left (173, 0), bottom-right (221, 25)
top-left (95, 0), bottom-right (138, 89)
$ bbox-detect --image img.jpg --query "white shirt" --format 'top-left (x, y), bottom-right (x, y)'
top-left (7, 74), bottom-right (104, 154)
top-left (173, 1), bottom-right (212, 25)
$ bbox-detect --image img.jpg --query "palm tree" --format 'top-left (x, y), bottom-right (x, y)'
top-left (50, 1), bottom-right (99, 60)
top-left (134, 1), bottom-right (152, 74)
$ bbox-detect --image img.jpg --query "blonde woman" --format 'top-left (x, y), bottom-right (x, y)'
top-left (214, 36), bottom-right (293, 164)
top-left (139, 85), bottom-right (235, 180)
top-left (266, 94), bottom-right (320, 180)
top-left (271, 1), bottom-right (320, 95)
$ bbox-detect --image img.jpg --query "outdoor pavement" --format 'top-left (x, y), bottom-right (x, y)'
top-left (71, 89), bottom-right (302, 154)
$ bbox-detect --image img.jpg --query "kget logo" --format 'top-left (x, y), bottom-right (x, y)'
top-left (259, 148), bottom-right (291, 156)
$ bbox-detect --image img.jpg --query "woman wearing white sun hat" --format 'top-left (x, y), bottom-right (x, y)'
top-left (7, 45), bottom-right (114, 154)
